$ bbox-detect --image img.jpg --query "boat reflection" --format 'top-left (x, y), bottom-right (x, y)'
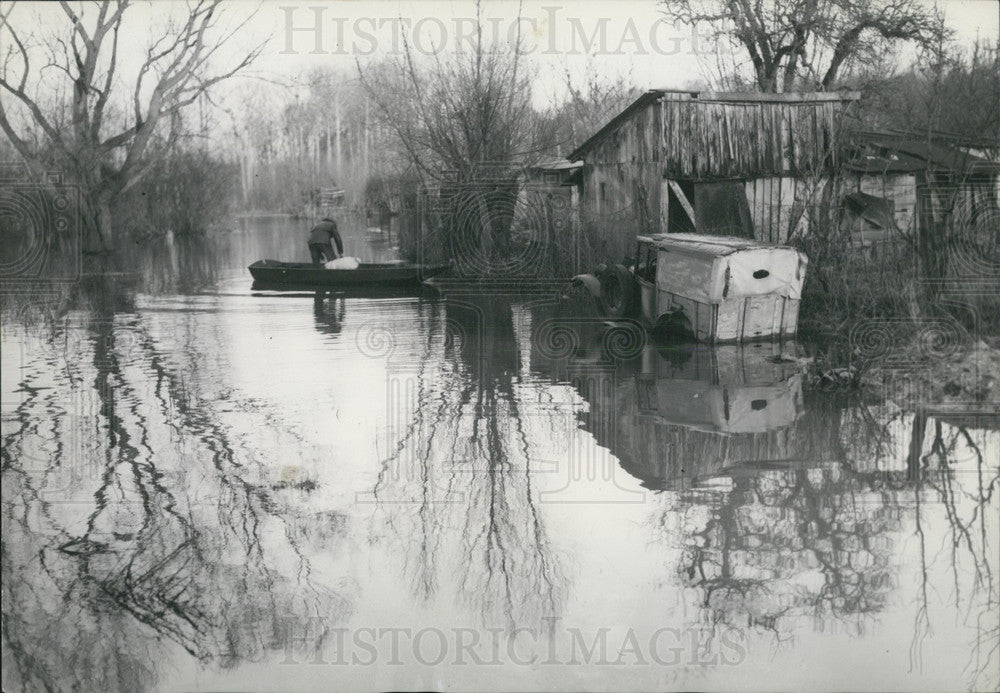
top-left (313, 292), bottom-right (346, 335)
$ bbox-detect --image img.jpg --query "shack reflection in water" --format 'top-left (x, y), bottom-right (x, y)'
top-left (1, 221), bottom-right (997, 692)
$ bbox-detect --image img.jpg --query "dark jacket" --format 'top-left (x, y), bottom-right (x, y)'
top-left (308, 218), bottom-right (343, 253)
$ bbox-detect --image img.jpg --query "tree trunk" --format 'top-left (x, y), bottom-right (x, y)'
top-left (89, 196), bottom-right (113, 253)
top-left (364, 101), bottom-right (370, 174)
top-left (335, 99), bottom-right (342, 176)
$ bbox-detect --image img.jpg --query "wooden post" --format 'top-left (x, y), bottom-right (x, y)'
top-left (907, 410), bottom-right (928, 482)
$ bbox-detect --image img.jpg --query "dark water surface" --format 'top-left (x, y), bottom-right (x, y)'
top-left (2, 219), bottom-right (997, 692)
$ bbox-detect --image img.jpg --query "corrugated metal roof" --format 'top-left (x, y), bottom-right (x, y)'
top-left (867, 127), bottom-right (999, 151)
top-left (842, 154), bottom-right (924, 174)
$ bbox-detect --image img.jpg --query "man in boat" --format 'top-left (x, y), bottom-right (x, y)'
top-left (308, 217), bottom-right (344, 265)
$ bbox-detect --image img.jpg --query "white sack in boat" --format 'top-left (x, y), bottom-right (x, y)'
top-left (324, 257), bottom-right (360, 270)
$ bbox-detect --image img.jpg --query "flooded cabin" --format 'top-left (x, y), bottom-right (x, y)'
top-left (568, 90), bottom-right (860, 248)
top-left (567, 90), bottom-right (1000, 260)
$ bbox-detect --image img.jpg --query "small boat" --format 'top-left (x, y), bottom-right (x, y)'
top-left (250, 281), bottom-right (441, 297)
top-left (248, 260), bottom-right (450, 287)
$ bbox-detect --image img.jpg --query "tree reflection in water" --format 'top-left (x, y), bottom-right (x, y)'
top-left (909, 416), bottom-right (998, 689)
top-left (545, 319), bottom-right (998, 688)
top-left (2, 264), bottom-right (996, 690)
top-left (1, 276), bottom-right (351, 693)
top-left (662, 399), bottom-right (998, 688)
top-left (371, 295), bottom-right (566, 629)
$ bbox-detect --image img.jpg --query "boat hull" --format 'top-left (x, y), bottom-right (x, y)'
top-left (248, 260), bottom-right (449, 287)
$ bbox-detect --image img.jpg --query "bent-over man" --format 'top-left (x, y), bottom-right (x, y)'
top-left (308, 217), bottom-right (344, 265)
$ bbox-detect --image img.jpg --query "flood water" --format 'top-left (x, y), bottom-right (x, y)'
top-left (2, 219), bottom-right (998, 692)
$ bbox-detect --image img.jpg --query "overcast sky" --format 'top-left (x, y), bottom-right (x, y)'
top-left (6, 0), bottom-right (1000, 111)
top-left (241, 0), bottom-right (1000, 105)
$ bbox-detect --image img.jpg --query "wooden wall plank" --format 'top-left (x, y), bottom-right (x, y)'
top-left (581, 93), bottom-right (853, 179)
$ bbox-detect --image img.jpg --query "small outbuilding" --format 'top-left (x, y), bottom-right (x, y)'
top-left (842, 129), bottom-right (1000, 240)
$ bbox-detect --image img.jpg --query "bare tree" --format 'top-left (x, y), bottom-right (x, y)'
top-left (551, 68), bottom-right (643, 153)
top-left (357, 29), bottom-right (552, 182)
top-left (0, 0), bottom-right (264, 251)
top-left (356, 4), bottom-right (559, 272)
top-left (866, 39), bottom-right (1000, 147)
top-left (660, 0), bottom-right (948, 92)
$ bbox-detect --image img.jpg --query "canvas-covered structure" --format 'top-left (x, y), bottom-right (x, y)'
top-left (634, 233), bottom-right (807, 342)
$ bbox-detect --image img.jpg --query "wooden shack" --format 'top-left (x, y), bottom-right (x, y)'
top-left (843, 129), bottom-right (1000, 239)
top-left (568, 90), bottom-right (860, 246)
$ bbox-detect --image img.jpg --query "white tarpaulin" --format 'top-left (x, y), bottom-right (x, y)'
top-left (722, 248), bottom-right (806, 300)
top-left (649, 235), bottom-right (806, 303)
top-left (324, 257), bottom-right (360, 270)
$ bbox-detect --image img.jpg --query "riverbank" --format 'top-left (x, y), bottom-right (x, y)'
top-left (857, 340), bottom-right (1000, 413)
top-left (804, 336), bottom-right (1000, 417)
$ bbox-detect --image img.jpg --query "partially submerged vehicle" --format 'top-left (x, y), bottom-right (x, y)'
top-left (571, 233), bottom-right (807, 343)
